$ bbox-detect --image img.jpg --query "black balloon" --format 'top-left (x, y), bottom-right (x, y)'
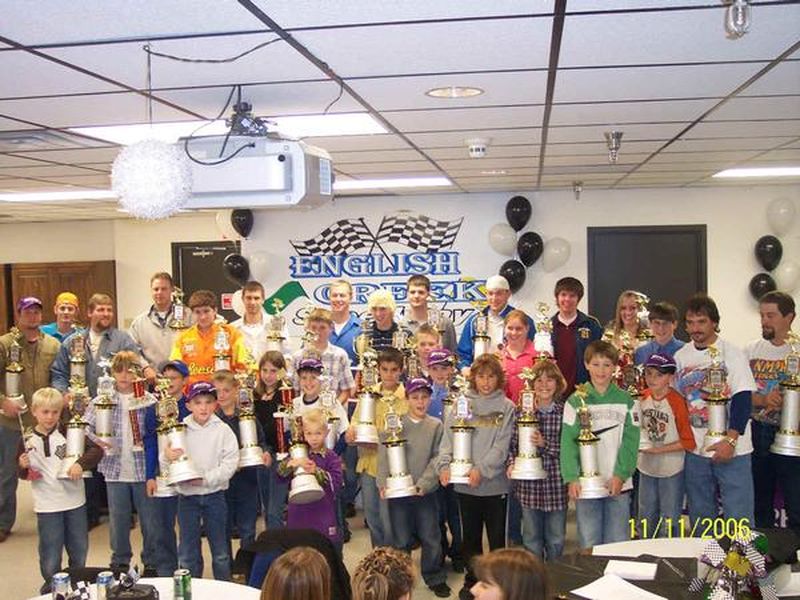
top-left (517, 231), bottom-right (544, 267)
top-left (749, 272), bottom-right (777, 300)
top-left (505, 195), bottom-right (532, 232)
top-left (499, 259), bottom-right (526, 293)
top-left (223, 253), bottom-right (250, 286)
top-left (754, 235), bottom-right (782, 271)
top-left (231, 209), bottom-right (254, 238)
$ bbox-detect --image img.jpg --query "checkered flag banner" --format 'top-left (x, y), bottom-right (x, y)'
top-left (291, 218), bottom-right (376, 256)
top-left (375, 212), bottom-right (463, 253)
top-left (70, 581), bottom-right (91, 600)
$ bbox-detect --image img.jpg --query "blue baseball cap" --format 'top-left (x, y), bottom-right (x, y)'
top-left (644, 353), bottom-right (676, 374)
top-left (17, 296), bottom-right (43, 312)
top-left (406, 377), bottom-right (433, 396)
top-left (427, 348), bottom-right (454, 368)
top-left (187, 381), bottom-right (217, 401)
top-left (161, 360), bottom-right (190, 379)
top-left (297, 357), bottom-right (323, 373)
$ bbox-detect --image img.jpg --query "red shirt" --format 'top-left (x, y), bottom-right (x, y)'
top-left (501, 340), bottom-right (537, 406)
top-left (553, 318), bottom-right (578, 396)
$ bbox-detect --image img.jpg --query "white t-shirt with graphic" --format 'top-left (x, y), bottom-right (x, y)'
top-left (745, 338), bottom-right (790, 427)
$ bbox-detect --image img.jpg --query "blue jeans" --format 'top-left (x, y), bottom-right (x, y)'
top-left (106, 481), bottom-right (158, 568)
top-left (521, 508), bottom-right (566, 560)
top-left (506, 493), bottom-right (523, 546)
top-left (226, 470), bottom-right (259, 556)
top-left (684, 453), bottom-right (755, 528)
top-left (152, 496), bottom-right (179, 576)
top-left (437, 484), bottom-right (462, 561)
top-left (389, 495), bottom-right (446, 587)
top-left (0, 425), bottom-right (21, 531)
top-left (360, 473), bottom-right (393, 547)
top-left (342, 444), bottom-right (360, 506)
top-left (638, 471), bottom-right (684, 537)
top-left (258, 465), bottom-right (288, 530)
top-left (37, 505), bottom-right (88, 586)
top-left (576, 493), bottom-right (631, 549)
top-left (178, 491), bottom-right (231, 580)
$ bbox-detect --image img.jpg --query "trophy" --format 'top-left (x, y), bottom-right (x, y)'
top-left (92, 358), bottom-right (116, 453)
top-left (472, 314), bottom-right (491, 357)
top-left (574, 384), bottom-right (608, 498)
top-left (265, 308), bottom-right (287, 353)
top-left (213, 328), bottom-right (231, 371)
top-left (287, 415), bottom-right (325, 504)
top-left (320, 378), bottom-right (340, 451)
top-left (533, 302), bottom-right (554, 359)
top-left (428, 306), bottom-right (444, 336)
top-left (634, 292), bottom-right (653, 341)
top-left (168, 287), bottom-right (188, 330)
top-left (509, 369), bottom-right (546, 480)
top-left (393, 327), bottom-right (418, 377)
top-left (273, 374), bottom-right (294, 460)
top-left (382, 400), bottom-right (416, 498)
top-left (449, 378), bottom-right (475, 484)
top-left (58, 384), bottom-right (91, 479)
top-left (68, 328), bottom-right (88, 385)
top-left (770, 332), bottom-right (800, 456)
top-left (443, 374), bottom-right (460, 420)
top-left (236, 371), bottom-right (265, 468)
top-left (353, 320), bottom-right (380, 444)
top-left (128, 366), bottom-right (155, 452)
top-left (163, 383), bottom-right (202, 485)
top-left (702, 346), bottom-right (730, 456)
top-left (3, 327), bottom-right (27, 417)
top-left (153, 377), bottom-right (178, 497)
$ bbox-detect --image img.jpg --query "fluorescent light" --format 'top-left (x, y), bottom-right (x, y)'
top-left (425, 86), bottom-right (484, 98)
top-left (334, 177), bottom-right (452, 191)
top-left (713, 167), bottom-right (800, 178)
top-left (69, 113), bottom-right (386, 145)
top-left (0, 190), bottom-right (117, 202)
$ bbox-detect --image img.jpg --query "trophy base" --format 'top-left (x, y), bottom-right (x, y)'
top-left (57, 457), bottom-right (92, 480)
top-left (239, 446), bottom-right (264, 469)
top-left (355, 424), bottom-right (379, 446)
top-left (578, 475), bottom-right (609, 499)
top-left (770, 432), bottom-right (800, 456)
top-left (450, 461), bottom-right (472, 484)
top-left (510, 457), bottom-right (546, 481)
top-left (167, 459), bottom-right (202, 486)
top-left (384, 474), bottom-right (416, 499)
top-left (703, 432), bottom-right (727, 457)
top-left (154, 476), bottom-right (177, 498)
top-left (288, 473), bottom-right (325, 505)
top-left (639, 439), bottom-right (653, 451)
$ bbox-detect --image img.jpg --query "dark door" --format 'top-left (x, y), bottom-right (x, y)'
top-left (587, 225), bottom-right (707, 339)
top-left (172, 241), bottom-right (241, 324)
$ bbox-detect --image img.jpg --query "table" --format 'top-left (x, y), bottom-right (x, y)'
top-left (592, 537), bottom-right (708, 558)
top-left (28, 577), bottom-right (261, 600)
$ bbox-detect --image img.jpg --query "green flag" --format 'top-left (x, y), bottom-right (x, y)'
top-left (263, 281), bottom-right (308, 315)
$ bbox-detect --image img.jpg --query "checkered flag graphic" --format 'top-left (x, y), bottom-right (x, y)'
top-left (71, 581), bottom-right (91, 600)
top-left (291, 218), bottom-right (376, 256)
top-left (375, 213), bottom-right (463, 253)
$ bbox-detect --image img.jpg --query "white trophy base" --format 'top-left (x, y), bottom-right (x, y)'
top-left (702, 432), bottom-right (727, 457)
top-left (639, 438), bottom-right (653, 451)
top-left (355, 424), bottom-right (379, 446)
top-left (239, 445), bottom-right (265, 469)
top-left (578, 475), bottom-right (609, 499)
top-left (167, 458), bottom-right (202, 486)
top-left (57, 456), bottom-right (92, 480)
top-left (510, 457), bottom-right (546, 481)
top-left (154, 476), bottom-right (177, 498)
top-left (288, 473), bottom-right (325, 505)
top-left (450, 461), bottom-right (472, 484)
top-left (384, 474), bottom-right (416, 499)
top-left (771, 432), bottom-right (800, 456)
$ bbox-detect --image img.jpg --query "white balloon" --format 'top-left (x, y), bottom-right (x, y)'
top-left (774, 260), bottom-right (800, 292)
top-left (215, 209), bottom-right (240, 240)
top-left (488, 223), bottom-right (517, 256)
top-left (766, 197), bottom-right (797, 237)
top-left (542, 237), bottom-right (571, 273)
top-left (231, 289), bottom-right (245, 317)
top-left (249, 250), bottom-right (270, 282)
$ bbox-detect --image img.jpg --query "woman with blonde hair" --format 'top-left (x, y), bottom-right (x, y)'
top-left (260, 546), bottom-right (331, 600)
top-left (471, 547), bottom-right (549, 600)
top-left (605, 290), bottom-right (646, 350)
top-left (352, 546), bottom-right (415, 600)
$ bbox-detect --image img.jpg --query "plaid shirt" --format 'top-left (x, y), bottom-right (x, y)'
top-left (292, 344), bottom-right (355, 392)
top-left (509, 401), bottom-right (568, 511)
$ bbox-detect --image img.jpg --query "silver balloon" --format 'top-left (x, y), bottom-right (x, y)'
top-left (767, 197), bottom-right (797, 237)
top-left (248, 250), bottom-right (270, 282)
top-left (774, 261), bottom-right (800, 293)
top-left (488, 223), bottom-right (517, 256)
top-left (542, 237), bottom-right (571, 273)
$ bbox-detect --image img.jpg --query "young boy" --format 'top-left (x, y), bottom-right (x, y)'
top-left (165, 381), bottom-right (239, 580)
top-left (83, 350), bottom-right (159, 572)
top-left (18, 388), bottom-right (103, 593)
top-left (377, 378), bottom-right (450, 598)
top-left (212, 370), bottom-right (270, 558)
top-left (634, 302), bottom-right (685, 365)
top-left (143, 360), bottom-right (191, 576)
top-left (346, 347), bottom-right (408, 548)
top-left (638, 353), bottom-right (695, 537)
top-left (292, 358), bottom-right (350, 436)
top-left (413, 324), bottom-right (440, 379)
top-left (560, 340), bottom-right (640, 550)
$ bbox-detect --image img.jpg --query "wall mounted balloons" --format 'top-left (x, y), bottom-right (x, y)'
top-left (754, 235), bottom-right (783, 271)
top-left (215, 209), bottom-right (240, 240)
top-left (542, 237), bottom-right (571, 273)
top-left (248, 250), bottom-right (270, 282)
top-left (499, 259), bottom-right (526, 294)
top-left (505, 195), bottom-right (532, 232)
top-left (488, 223), bottom-right (517, 256)
top-left (223, 253), bottom-right (250, 286)
top-left (774, 260), bottom-right (800, 293)
top-left (517, 232), bottom-right (543, 267)
top-left (766, 197), bottom-right (797, 237)
top-left (231, 209), bottom-right (254, 238)
top-left (749, 273), bottom-right (777, 300)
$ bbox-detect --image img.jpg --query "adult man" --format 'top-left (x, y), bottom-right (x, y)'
top-left (170, 290), bottom-right (253, 386)
top-left (0, 297), bottom-right (60, 542)
top-left (457, 275), bottom-right (535, 371)
top-left (674, 294), bottom-right (756, 528)
top-left (40, 292), bottom-right (81, 342)
top-left (129, 273), bottom-right (192, 371)
top-left (549, 277), bottom-right (603, 396)
top-left (328, 279), bottom-right (361, 367)
top-left (634, 301), bottom-right (685, 365)
top-left (746, 291), bottom-right (797, 531)
top-left (231, 281), bottom-right (274, 363)
top-left (400, 275), bottom-right (457, 353)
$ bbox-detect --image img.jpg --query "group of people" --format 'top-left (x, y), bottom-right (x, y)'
top-left (0, 269), bottom-right (796, 600)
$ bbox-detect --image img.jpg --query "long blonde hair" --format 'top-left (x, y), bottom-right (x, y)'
top-left (260, 547), bottom-right (330, 600)
top-left (609, 290), bottom-right (642, 339)
top-left (352, 547), bottom-right (415, 600)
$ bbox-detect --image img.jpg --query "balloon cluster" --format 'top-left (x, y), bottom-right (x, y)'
top-left (488, 196), bottom-right (571, 293)
top-left (217, 209), bottom-right (256, 286)
top-left (749, 198), bottom-right (799, 300)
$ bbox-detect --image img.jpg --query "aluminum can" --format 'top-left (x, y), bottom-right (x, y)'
top-left (51, 572), bottom-right (70, 599)
top-left (173, 568), bottom-right (192, 600)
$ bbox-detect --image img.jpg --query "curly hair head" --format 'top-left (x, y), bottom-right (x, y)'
top-left (352, 547), bottom-right (415, 600)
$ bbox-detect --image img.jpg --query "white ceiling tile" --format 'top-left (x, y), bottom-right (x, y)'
top-left (333, 149), bottom-right (424, 164)
top-left (741, 61), bottom-right (800, 96)
top-left (336, 162), bottom-right (437, 175)
top-left (426, 145), bottom-right (538, 160)
top-left (650, 150), bottom-right (755, 163)
top-left (685, 120), bottom-right (800, 139)
top-left (547, 122), bottom-right (685, 143)
top-left (13, 147), bottom-right (120, 164)
top-left (544, 153), bottom-right (650, 166)
top-left (307, 134), bottom-right (408, 152)
top-left (407, 129), bottom-right (540, 148)
top-left (0, 50), bottom-right (119, 97)
top-left (438, 157), bottom-right (537, 171)
top-left (708, 97), bottom-right (800, 121)
top-left (568, 1), bottom-right (715, 10)
top-left (668, 137), bottom-right (792, 152)
top-left (550, 99), bottom-right (717, 126)
top-left (386, 106), bottom-right (543, 133)
top-left (748, 148), bottom-right (800, 162)
top-left (545, 140), bottom-right (663, 155)
top-left (0, 164), bottom-right (104, 177)
top-left (0, 116), bottom-right (39, 131)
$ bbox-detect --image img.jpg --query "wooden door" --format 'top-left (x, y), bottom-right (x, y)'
top-left (0, 265), bottom-right (9, 333)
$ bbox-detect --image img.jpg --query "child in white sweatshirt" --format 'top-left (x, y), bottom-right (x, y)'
top-left (164, 381), bottom-right (239, 580)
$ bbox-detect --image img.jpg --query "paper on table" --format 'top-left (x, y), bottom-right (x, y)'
top-left (571, 573), bottom-right (667, 600)
top-left (603, 559), bottom-right (658, 581)
top-left (777, 572), bottom-right (800, 598)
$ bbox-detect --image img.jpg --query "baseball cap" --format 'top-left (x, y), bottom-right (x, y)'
top-left (161, 360), bottom-right (190, 379)
top-left (297, 357), bottom-right (324, 373)
top-left (187, 381), bottom-right (217, 401)
top-left (17, 296), bottom-right (43, 312)
top-left (485, 275), bottom-right (510, 291)
top-left (427, 348), bottom-right (454, 368)
top-left (406, 377), bottom-right (433, 396)
top-left (55, 292), bottom-right (79, 308)
top-left (644, 353), bottom-right (676, 374)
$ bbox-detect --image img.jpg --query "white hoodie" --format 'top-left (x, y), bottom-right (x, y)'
top-left (173, 413), bottom-right (239, 496)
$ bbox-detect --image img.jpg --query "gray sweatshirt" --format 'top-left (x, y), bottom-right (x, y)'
top-left (377, 414), bottom-right (443, 495)
top-left (437, 388), bottom-right (515, 497)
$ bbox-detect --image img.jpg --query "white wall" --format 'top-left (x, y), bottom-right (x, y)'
top-left (0, 220), bottom-right (115, 262)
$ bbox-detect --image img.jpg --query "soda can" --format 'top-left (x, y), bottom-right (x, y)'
top-left (173, 568), bottom-right (192, 600)
top-left (96, 571), bottom-right (114, 600)
top-left (51, 572), bottom-right (71, 599)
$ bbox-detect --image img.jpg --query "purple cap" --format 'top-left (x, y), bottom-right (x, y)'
top-left (427, 348), bottom-right (454, 368)
top-left (297, 357), bottom-right (324, 373)
top-left (161, 360), bottom-right (190, 379)
top-left (644, 353), bottom-right (676, 374)
top-left (187, 381), bottom-right (217, 401)
top-left (406, 377), bottom-right (433, 396)
top-left (16, 296), bottom-right (43, 312)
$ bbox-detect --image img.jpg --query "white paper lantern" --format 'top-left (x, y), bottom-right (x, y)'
top-left (111, 139), bottom-right (192, 219)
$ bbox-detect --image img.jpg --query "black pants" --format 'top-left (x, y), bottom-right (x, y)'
top-left (752, 421), bottom-right (800, 532)
top-left (458, 493), bottom-right (507, 588)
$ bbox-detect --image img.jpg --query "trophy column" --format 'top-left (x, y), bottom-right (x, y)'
top-left (2, 328), bottom-right (27, 421)
top-left (702, 346), bottom-right (730, 457)
top-left (574, 384), bottom-right (608, 499)
top-left (472, 315), bottom-right (491, 358)
top-left (236, 371), bottom-right (265, 468)
top-left (353, 323), bottom-right (380, 445)
top-left (771, 334), bottom-right (800, 456)
top-left (382, 401), bottom-right (415, 498)
top-left (287, 415), bottom-right (325, 505)
top-left (59, 332), bottom-right (91, 479)
top-left (449, 381), bottom-right (474, 485)
top-left (93, 359), bottom-right (116, 453)
top-left (509, 371), bottom-right (546, 481)
top-left (153, 377), bottom-right (177, 497)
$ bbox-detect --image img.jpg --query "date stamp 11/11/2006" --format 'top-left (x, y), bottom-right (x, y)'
top-left (628, 517), bottom-right (751, 540)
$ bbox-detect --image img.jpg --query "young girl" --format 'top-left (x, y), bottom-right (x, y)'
top-left (471, 547), bottom-right (550, 600)
top-left (259, 546), bottom-right (330, 600)
top-left (500, 309), bottom-right (536, 406)
top-left (276, 409), bottom-right (343, 551)
top-left (507, 360), bottom-right (568, 560)
top-left (438, 354), bottom-right (515, 599)
top-left (352, 546), bottom-right (415, 600)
